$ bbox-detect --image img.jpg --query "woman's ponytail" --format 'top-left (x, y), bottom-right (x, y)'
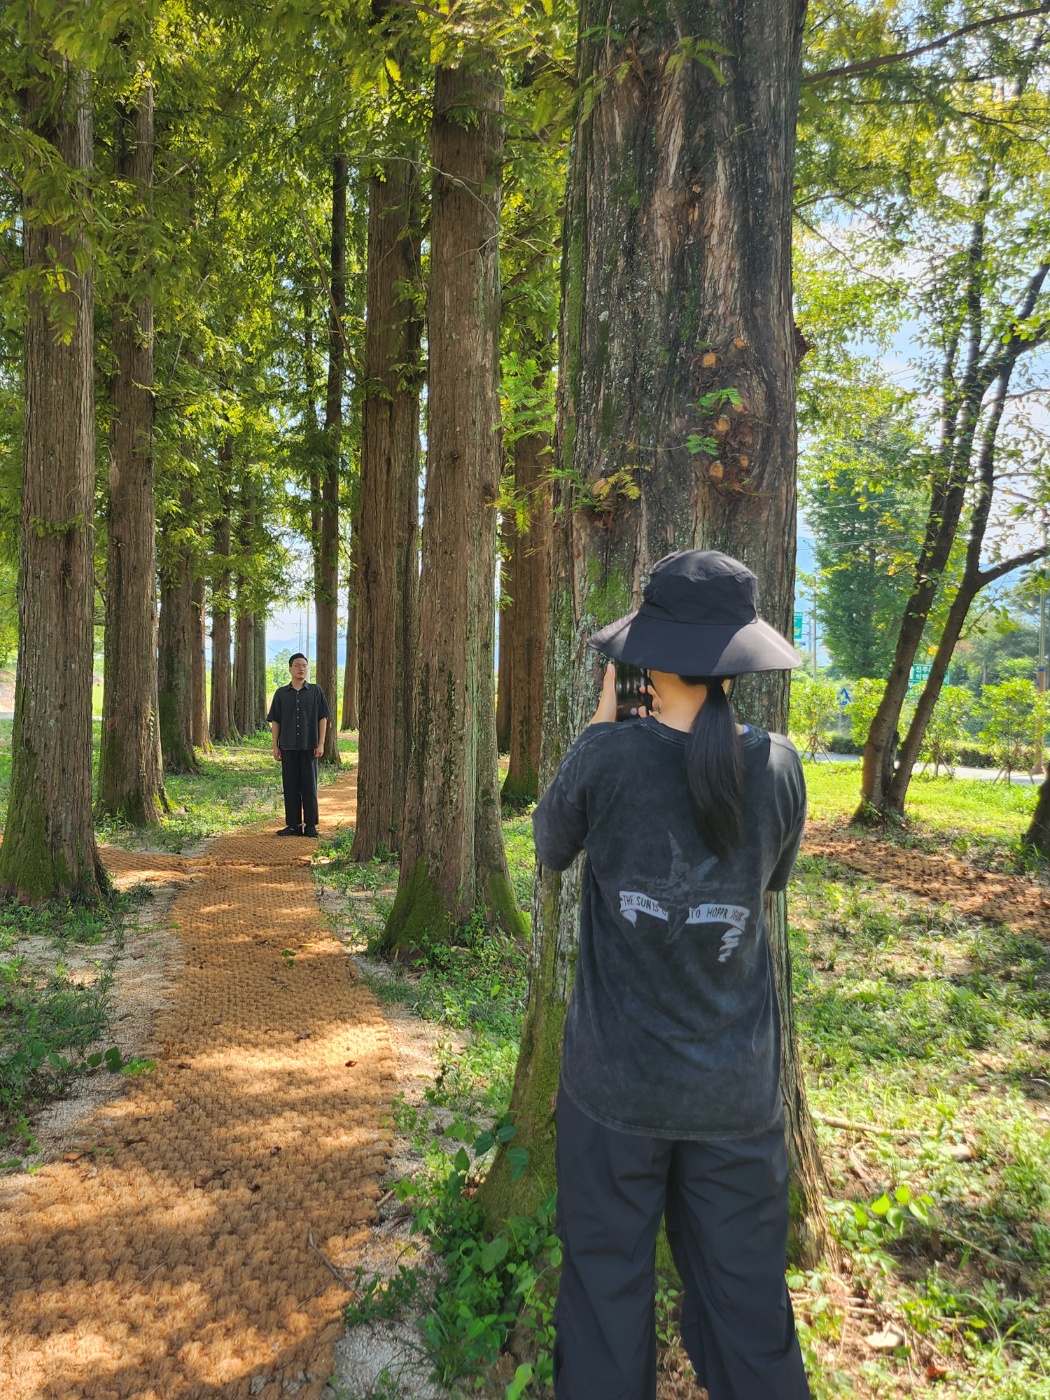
top-left (680, 677), bottom-right (744, 862)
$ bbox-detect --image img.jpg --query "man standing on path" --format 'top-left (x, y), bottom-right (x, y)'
top-left (268, 653), bottom-right (330, 837)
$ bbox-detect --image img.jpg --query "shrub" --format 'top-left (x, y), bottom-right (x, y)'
top-left (789, 677), bottom-right (840, 759)
top-left (918, 685), bottom-right (972, 776)
top-left (978, 679), bottom-right (1050, 779)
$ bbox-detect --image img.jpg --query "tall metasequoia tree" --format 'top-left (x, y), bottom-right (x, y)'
top-left (500, 376), bottom-right (553, 803)
top-left (97, 81), bottom-right (168, 825)
top-left (209, 441), bottom-right (236, 741)
top-left (341, 529), bottom-right (359, 731)
top-left (232, 490), bottom-right (260, 736)
top-left (158, 485), bottom-right (199, 774)
top-left (380, 62), bottom-right (523, 950)
top-left (190, 573), bottom-right (210, 750)
top-left (0, 57), bottom-right (106, 899)
top-left (254, 617), bottom-right (268, 730)
top-left (314, 154), bottom-right (347, 763)
top-left (232, 606), bottom-right (256, 735)
top-left (478, 0), bottom-right (827, 1266)
top-left (496, 507), bottom-right (515, 754)
top-left (352, 160), bottom-right (422, 860)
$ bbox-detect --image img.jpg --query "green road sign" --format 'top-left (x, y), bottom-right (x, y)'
top-left (793, 611), bottom-right (804, 646)
top-left (909, 662), bottom-right (932, 686)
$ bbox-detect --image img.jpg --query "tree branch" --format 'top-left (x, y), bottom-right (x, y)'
top-left (977, 543), bottom-right (1050, 588)
top-left (803, 4), bottom-right (1050, 85)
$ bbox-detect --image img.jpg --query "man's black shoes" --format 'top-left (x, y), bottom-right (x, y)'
top-left (304, 826), bottom-right (320, 838)
top-left (276, 826), bottom-right (303, 836)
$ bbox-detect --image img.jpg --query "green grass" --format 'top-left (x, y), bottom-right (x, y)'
top-left (788, 856), bottom-right (1050, 1396)
top-left (97, 732), bottom-right (293, 852)
top-left (803, 759), bottom-right (1041, 842)
top-left (0, 894), bottom-right (149, 1164)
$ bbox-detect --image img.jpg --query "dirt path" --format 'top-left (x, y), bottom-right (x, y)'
top-left (0, 770), bottom-right (395, 1400)
top-left (803, 818), bottom-right (1050, 935)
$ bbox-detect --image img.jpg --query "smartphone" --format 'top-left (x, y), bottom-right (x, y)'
top-left (613, 662), bottom-right (650, 722)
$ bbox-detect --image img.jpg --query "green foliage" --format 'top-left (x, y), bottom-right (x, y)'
top-left (803, 438), bottom-right (926, 679)
top-left (407, 1160), bottom-right (560, 1392)
top-left (0, 893), bottom-right (152, 1157)
top-left (978, 679), bottom-right (1050, 779)
top-left (789, 676), bottom-right (840, 759)
top-left (847, 678), bottom-right (885, 749)
top-left (919, 685), bottom-right (972, 776)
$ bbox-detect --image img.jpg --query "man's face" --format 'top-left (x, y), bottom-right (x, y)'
top-left (290, 657), bottom-right (308, 684)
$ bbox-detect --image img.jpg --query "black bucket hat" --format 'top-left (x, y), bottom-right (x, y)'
top-left (587, 550), bottom-right (800, 676)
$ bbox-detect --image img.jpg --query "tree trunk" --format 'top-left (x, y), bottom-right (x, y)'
top-left (881, 370), bottom-right (1046, 818)
top-left (316, 153), bottom-right (346, 765)
top-left (209, 452), bottom-right (236, 742)
top-left (190, 573), bottom-right (210, 751)
top-left (855, 214), bottom-right (1048, 820)
top-left (97, 81), bottom-right (167, 826)
top-left (232, 607), bottom-right (256, 737)
top-left (0, 59), bottom-right (105, 900)
top-left (477, 0), bottom-right (827, 1266)
top-left (496, 506), bottom-right (514, 755)
top-left (158, 492), bottom-right (199, 775)
top-left (351, 160), bottom-right (422, 860)
top-left (1025, 774), bottom-right (1050, 857)
top-left (381, 63), bottom-right (522, 951)
top-left (341, 528), bottom-right (359, 732)
top-left (501, 413), bottom-right (552, 803)
top-left (254, 616), bottom-right (268, 732)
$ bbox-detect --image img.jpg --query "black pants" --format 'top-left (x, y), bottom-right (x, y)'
top-left (554, 1085), bottom-right (811, 1400)
top-left (280, 749), bottom-right (319, 829)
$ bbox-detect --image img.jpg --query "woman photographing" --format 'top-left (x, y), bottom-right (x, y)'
top-left (533, 549), bottom-right (811, 1400)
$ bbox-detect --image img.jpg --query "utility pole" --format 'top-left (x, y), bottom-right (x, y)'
top-left (1037, 513), bottom-right (1047, 775)
top-left (1038, 512), bottom-right (1047, 694)
top-left (810, 604), bottom-right (818, 681)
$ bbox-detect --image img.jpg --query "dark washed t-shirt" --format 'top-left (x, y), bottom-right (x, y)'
top-left (266, 682), bottom-right (331, 751)
top-left (533, 718), bottom-right (806, 1140)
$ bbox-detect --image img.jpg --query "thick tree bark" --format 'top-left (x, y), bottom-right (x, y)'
top-left (351, 161), bottom-right (422, 859)
top-left (341, 528), bottom-right (359, 732)
top-left (190, 573), bottom-right (210, 751)
top-left (0, 60), bottom-right (105, 900)
top-left (381, 63), bottom-right (522, 951)
top-left (478, 0), bottom-right (828, 1266)
top-left (1025, 775), bottom-right (1050, 857)
top-left (97, 82), bottom-right (167, 826)
top-left (232, 607), bottom-right (256, 737)
top-left (158, 490), bottom-right (199, 776)
top-left (232, 489), bottom-right (260, 737)
top-left (496, 506), bottom-right (514, 755)
top-left (209, 452), bottom-right (236, 742)
top-left (254, 617), bottom-right (268, 732)
top-left (316, 154), bottom-right (347, 765)
top-left (501, 415), bottom-right (552, 803)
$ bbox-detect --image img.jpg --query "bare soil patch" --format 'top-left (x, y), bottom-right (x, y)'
top-left (803, 819), bottom-right (1050, 934)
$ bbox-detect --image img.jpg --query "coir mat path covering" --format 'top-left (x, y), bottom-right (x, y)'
top-left (0, 769), bottom-right (395, 1400)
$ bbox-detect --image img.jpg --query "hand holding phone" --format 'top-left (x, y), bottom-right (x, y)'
top-left (613, 662), bottom-right (651, 722)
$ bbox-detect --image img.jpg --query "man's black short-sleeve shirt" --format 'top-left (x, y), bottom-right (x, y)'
top-left (267, 682), bottom-right (331, 751)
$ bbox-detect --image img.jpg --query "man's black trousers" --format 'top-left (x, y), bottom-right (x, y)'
top-left (280, 748), bottom-right (319, 830)
top-left (554, 1085), bottom-right (811, 1400)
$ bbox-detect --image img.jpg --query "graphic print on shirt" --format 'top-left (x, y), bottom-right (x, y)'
top-left (617, 833), bottom-right (750, 960)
